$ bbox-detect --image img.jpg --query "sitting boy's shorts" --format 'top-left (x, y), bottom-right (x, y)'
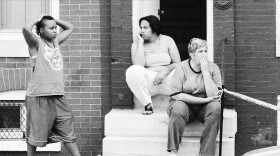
top-left (25, 95), bottom-right (76, 147)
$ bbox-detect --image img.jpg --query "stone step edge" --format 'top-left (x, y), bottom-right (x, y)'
top-left (105, 108), bottom-right (237, 137)
top-left (103, 136), bottom-right (235, 156)
top-left (103, 136), bottom-right (234, 142)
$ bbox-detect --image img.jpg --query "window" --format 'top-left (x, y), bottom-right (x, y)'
top-left (0, 0), bottom-right (50, 30)
top-left (0, 90), bottom-right (61, 151)
top-left (0, 100), bottom-right (26, 139)
top-left (0, 0), bottom-right (59, 57)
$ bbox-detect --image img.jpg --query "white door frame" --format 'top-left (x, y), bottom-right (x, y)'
top-left (132, 0), bottom-right (214, 62)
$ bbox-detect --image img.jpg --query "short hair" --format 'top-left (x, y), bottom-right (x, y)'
top-left (139, 15), bottom-right (161, 36)
top-left (36, 15), bottom-right (54, 36)
top-left (188, 38), bottom-right (208, 54)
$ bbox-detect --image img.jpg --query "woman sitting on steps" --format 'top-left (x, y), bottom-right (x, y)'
top-left (126, 15), bottom-right (181, 115)
top-left (167, 38), bottom-right (223, 156)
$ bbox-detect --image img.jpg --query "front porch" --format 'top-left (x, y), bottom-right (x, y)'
top-left (103, 95), bottom-right (237, 156)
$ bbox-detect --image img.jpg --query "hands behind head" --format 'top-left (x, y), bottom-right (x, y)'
top-left (37, 14), bottom-right (50, 23)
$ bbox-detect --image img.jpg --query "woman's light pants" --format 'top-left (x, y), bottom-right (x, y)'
top-left (126, 65), bottom-right (174, 106)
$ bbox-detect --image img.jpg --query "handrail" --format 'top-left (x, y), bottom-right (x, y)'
top-left (224, 89), bottom-right (280, 111)
top-left (224, 89), bottom-right (280, 145)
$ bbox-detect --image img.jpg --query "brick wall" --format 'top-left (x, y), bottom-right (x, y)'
top-left (111, 0), bottom-right (133, 108)
top-left (214, 1), bottom-right (236, 107)
top-left (59, 0), bottom-right (111, 155)
top-left (234, 0), bottom-right (278, 155)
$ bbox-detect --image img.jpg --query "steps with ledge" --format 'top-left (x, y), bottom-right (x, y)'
top-left (103, 95), bottom-right (237, 156)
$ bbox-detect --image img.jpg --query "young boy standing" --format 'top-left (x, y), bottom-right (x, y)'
top-left (22, 15), bottom-right (81, 156)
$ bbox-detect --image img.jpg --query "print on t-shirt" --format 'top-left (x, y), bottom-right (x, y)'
top-left (44, 45), bottom-right (63, 70)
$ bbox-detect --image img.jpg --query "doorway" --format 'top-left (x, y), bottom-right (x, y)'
top-left (132, 0), bottom-right (212, 61)
top-left (160, 0), bottom-right (207, 61)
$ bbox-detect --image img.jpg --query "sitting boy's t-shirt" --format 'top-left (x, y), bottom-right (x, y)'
top-left (171, 59), bottom-right (222, 97)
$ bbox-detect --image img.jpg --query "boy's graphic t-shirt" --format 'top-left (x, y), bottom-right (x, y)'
top-left (26, 37), bottom-right (64, 96)
top-left (44, 45), bottom-right (63, 70)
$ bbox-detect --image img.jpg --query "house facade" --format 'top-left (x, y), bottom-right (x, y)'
top-left (0, 0), bottom-right (279, 156)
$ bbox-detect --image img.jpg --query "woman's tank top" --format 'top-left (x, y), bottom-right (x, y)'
top-left (26, 37), bottom-right (64, 96)
top-left (144, 35), bottom-right (172, 67)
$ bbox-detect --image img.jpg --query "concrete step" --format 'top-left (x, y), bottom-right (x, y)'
top-left (103, 95), bottom-right (237, 156)
top-left (243, 146), bottom-right (280, 156)
top-left (103, 136), bottom-right (235, 156)
top-left (104, 108), bottom-right (237, 138)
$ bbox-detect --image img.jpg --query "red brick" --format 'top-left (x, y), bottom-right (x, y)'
top-left (81, 110), bottom-right (100, 116)
top-left (70, 0), bottom-right (90, 4)
top-left (60, 4), bottom-right (79, 10)
top-left (71, 104), bottom-right (90, 110)
top-left (71, 93), bottom-right (92, 99)
top-left (8, 69), bottom-right (15, 90)
top-left (80, 4), bottom-right (99, 10)
top-left (3, 70), bottom-right (9, 90)
top-left (90, 105), bottom-right (101, 110)
top-left (0, 70), bottom-right (5, 91)
top-left (81, 87), bottom-right (101, 92)
top-left (74, 116), bottom-right (91, 122)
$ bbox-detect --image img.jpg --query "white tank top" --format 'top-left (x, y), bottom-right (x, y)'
top-left (144, 35), bottom-right (172, 67)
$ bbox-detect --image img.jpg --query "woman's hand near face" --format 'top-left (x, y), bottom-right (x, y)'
top-left (199, 53), bottom-right (209, 73)
top-left (136, 34), bottom-right (144, 44)
top-left (131, 33), bottom-right (146, 66)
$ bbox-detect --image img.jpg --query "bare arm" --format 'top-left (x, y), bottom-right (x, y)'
top-left (172, 93), bottom-right (219, 104)
top-left (199, 54), bottom-right (220, 97)
top-left (131, 34), bottom-right (145, 66)
top-left (55, 19), bottom-right (74, 45)
top-left (22, 18), bottom-right (40, 56)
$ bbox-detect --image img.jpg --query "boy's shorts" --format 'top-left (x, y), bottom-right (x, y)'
top-left (25, 95), bottom-right (76, 147)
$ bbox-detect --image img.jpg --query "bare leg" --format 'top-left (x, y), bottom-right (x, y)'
top-left (27, 144), bottom-right (36, 156)
top-left (64, 142), bottom-right (81, 156)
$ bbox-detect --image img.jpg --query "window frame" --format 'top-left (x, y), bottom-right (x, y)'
top-left (0, 90), bottom-right (61, 151)
top-left (0, 100), bottom-right (26, 139)
top-left (0, 0), bottom-right (59, 57)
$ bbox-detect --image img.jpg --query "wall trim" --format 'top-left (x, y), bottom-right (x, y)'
top-left (276, 0), bottom-right (280, 57)
top-left (0, 141), bottom-right (61, 151)
top-left (207, 0), bottom-right (214, 62)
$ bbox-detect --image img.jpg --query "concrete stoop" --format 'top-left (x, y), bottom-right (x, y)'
top-left (103, 95), bottom-right (237, 156)
top-left (103, 136), bottom-right (235, 156)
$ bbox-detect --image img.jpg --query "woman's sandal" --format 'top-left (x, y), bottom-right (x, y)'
top-left (142, 104), bottom-right (153, 115)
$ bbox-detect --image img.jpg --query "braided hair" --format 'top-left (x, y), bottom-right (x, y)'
top-left (35, 15), bottom-right (54, 36)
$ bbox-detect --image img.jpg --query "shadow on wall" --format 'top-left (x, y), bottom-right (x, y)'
top-left (250, 127), bottom-right (274, 146)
